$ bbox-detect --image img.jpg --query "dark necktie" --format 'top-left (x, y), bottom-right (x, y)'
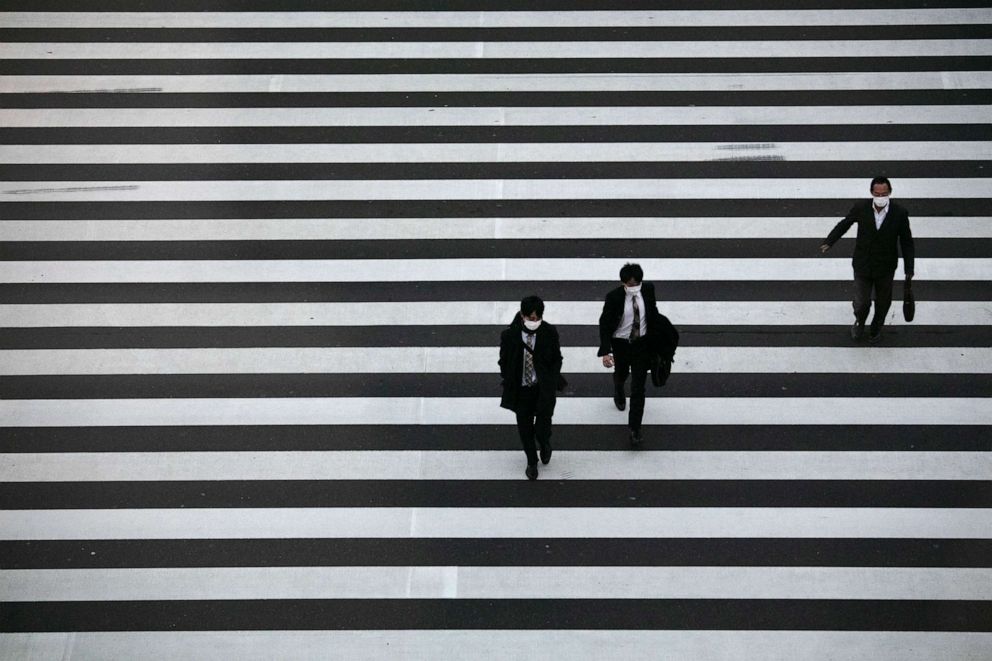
top-left (630, 295), bottom-right (641, 340)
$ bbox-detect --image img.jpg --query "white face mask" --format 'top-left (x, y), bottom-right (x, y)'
top-left (872, 196), bottom-right (890, 208)
top-left (624, 284), bottom-right (642, 294)
top-left (523, 319), bottom-right (542, 331)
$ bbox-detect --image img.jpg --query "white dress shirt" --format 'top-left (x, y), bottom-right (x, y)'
top-left (612, 290), bottom-right (648, 340)
top-left (873, 203), bottom-right (888, 229)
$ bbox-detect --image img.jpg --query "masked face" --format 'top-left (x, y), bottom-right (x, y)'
top-left (624, 284), bottom-right (642, 294)
top-left (871, 183), bottom-right (892, 209)
top-left (523, 318), bottom-right (542, 332)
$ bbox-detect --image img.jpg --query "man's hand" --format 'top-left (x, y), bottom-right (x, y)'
top-left (819, 243), bottom-right (830, 254)
top-left (602, 354), bottom-right (615, 368)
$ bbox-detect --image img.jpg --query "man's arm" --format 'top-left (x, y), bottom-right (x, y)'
top-left (900, 212), bottom-right (915, 281)
top-left (549, 326), bottom-right (563, 375)
top-left (820, 205), bottom-right (859, 253)
top-left (597, 294), bottom-right (616, 358)
top-left (498, 331), bottom-right (511, 381)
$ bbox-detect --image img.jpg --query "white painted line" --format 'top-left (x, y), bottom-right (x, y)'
top-left (3, 451), bottom-right (988, 482)
top-left (1, 397), bottom-right (988, 427)
top-left (2, 72), bottom-right (987, 94)
top-left (2, 300), bottom-right (986, 327)
top-left (2, 178), bottom-right (986, 202)
top-left (2, 347), bottom-right (987, 375)
top-left (0, 257), bottom-right (983, 284)
top-left (1, 631), bottom-right (988, 661)
top-left (1, 217), bottom-right (988, 241)
top-left (3, 566), bottom-right (989, 601)
top-left (4, 40), bottom-right (990, 59)
top-left (2, 9), bottom-right (987, 28)
top-left (2, 507), bottom-right (989, 539)
top-left (2, 142), bottom-right (989, 163)
top-left (5, 142), bottom-right (991, 163)
top-left (0, 106), bottom-right (982, 127)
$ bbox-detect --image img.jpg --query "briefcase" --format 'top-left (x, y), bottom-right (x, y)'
top-left (903, 287), bottom-right (915, 322)
top-left (649, 353), bottom-right (672, 387)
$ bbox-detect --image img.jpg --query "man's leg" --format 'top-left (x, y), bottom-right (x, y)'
top-left (535, 408), bottom-right (553, 465)
top-left (869, 272), bottom-right (895, 342)
top-left (515, 387), bottom-right (539, 469)
top-left (628, 339), bottom-right (650, 443)
top-left (870, 272), bottom-right (895, 328)
top-left (851, 274), bottom-right (873, 339)
top-left (611, 338), bottom-right (632, 410)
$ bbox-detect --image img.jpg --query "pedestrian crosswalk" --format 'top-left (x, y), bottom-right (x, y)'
top-left (1, 2), bottom-right (990, 659)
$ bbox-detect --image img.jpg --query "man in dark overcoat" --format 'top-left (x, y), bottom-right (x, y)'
top-left (820, 176), bottom-right (915, 343)
top-left (597, 263), bottom-right (665, 446)
top-left (499, 295), bottom-right (563, 480)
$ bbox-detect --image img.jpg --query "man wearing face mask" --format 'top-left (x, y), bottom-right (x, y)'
top-left (499, 295), bottom-right (564, 480)
top-left (820, 176), bottom-right (915, 344)
top-left (598, 263), bottom-right (662, 446)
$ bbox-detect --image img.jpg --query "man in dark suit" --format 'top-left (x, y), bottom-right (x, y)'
top-left (597, 263), bottom-right (663, 446)
top-left (820, 176), bottom-right (915, 344)
top-left (499, 295), bottom-right (563, 480)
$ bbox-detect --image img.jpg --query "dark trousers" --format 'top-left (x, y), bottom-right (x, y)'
top-left (612, 336), bottom-right (650, 431)
top-left (853, 272), bottom-right (895, 328)
top-left (515, 385), bottom-right (552, 466)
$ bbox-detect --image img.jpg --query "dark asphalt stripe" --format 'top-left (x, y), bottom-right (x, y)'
top-left (4, 125), bottom-right (990, 144)
top-left (5, 598), bottom-right (990, 632)
top-left (3, 90), bottom-right (987, 108)
top-left (3, 326), bottom-right (988, 351)
top-left (4, 56), bottom-right (989, 75)
top-left (3, 424), bottom-right (987, 453)
top-left (4, 374), bottom-right (988, 399)
top-left (4, 281), bottom-right (985, 304)
top-left (3, 199), bottom-right (988, 218)
top-left (12, 0), bottom-right (992, 10)
top-left (3, 161), bottom-right (987, 181)
top-left (4, 538), bottom-right (989, 569)
top-left (3, 480), bottom-right (990, 509)
top-left (3, 599), bottom-right (990, 632)
top-left (0, 238), bottom-right (981, 261)
top-left (3, 25), bottom-right (990, 42)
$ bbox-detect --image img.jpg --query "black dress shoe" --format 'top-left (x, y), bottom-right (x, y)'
top-left (868, 325), bottom-right (882, 344)
top-left (539, 444), bottom-right (552, 465)
top-left (851, 322), bottom-right (865, 340)
top-left (613, 386), bottom-right (626, 411)
top-left (525, 463), bottom-right (539, 480)
top-left (629, 428), bottom-right (643, 447)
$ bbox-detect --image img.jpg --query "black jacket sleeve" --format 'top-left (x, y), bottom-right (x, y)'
top-left (899, 211), bottom-right (915, 276)
top-left (597, 289), bottom-right (620, 356)
top-left (824, 203), bottom-right (860, 246)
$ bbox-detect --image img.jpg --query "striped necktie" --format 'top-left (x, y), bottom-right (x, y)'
top-left (523, 333), bottom-right (536, 386)
top-left (630, 294), bottom-right (641, 340)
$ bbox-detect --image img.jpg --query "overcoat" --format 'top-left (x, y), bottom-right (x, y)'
top-left (499, 316), bottom-right (563, 416)
top-left (824, 200), bottom-right (915, 278)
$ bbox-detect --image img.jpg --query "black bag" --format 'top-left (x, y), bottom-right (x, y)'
top-left (650, 354), bottom-right (672, 387)
top-left (903, 286), bottom-right (915, 322)
top-left (650, 312), bottom-right (679, 387)
top-left (655, 312), bottom-right (680, 361)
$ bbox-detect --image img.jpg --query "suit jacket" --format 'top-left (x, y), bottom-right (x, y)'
top-left (824, 200), bottom-right (915, 278)
top-left (499, 317), bottom-right (563, 416)
top-left (597, 282), bottom-right (663, 357)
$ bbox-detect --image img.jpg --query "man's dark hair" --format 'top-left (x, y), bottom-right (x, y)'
top-left (619, 262), bottom-right (644, 284)
top-left (520, 295), bottom-right (545, 317)
top-left (870, 176), bottom-right (892, 192)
